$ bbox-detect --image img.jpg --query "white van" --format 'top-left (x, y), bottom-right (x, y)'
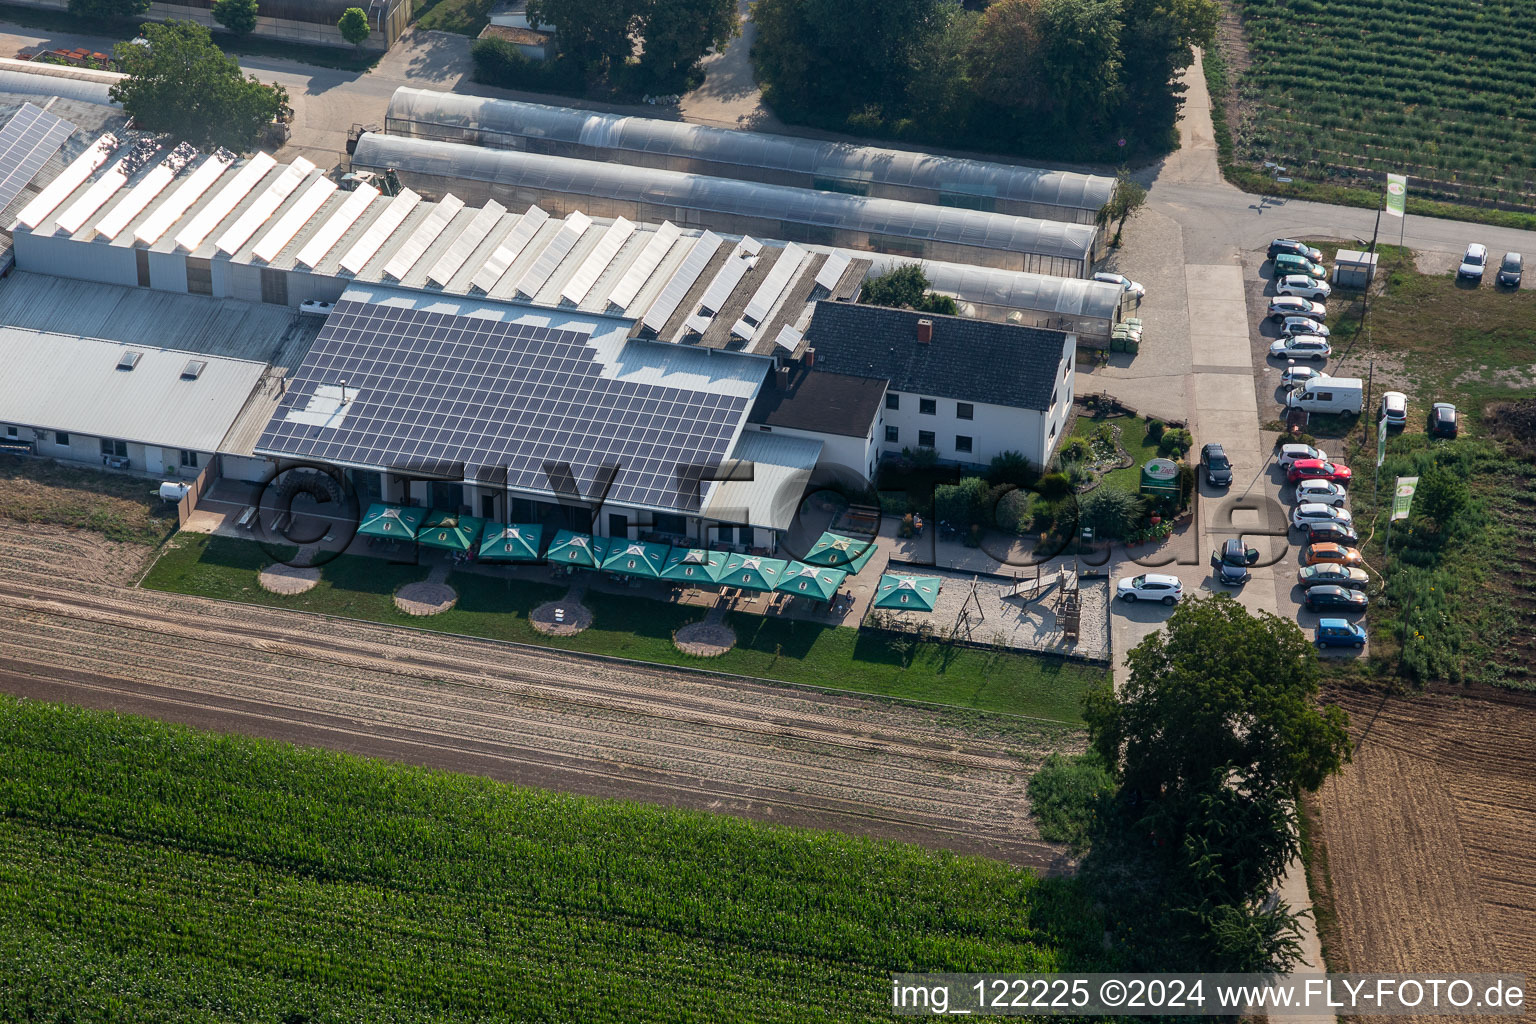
top-left (1286, 376), bottom-right (1363, 415)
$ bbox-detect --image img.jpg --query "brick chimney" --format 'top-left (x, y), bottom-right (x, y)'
top-left (804, 347), bottom-right (816, 367)
top-left (777, 365), bottom-right (791, 390)
top-left (917, 318), bottom-right (934, 343)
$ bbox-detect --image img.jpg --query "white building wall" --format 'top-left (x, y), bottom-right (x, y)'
top-left (743, 422), bottom-right (877, 486)
top-left (146, 250), bottom-right (188, 293)
top-left (14, 232), bottom-right (137, 287)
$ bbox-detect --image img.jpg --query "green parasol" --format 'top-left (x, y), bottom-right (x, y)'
top-left (417, 511), bottom-right (486, 553)
top-left (356, 503), bottom-right (426, 540)
top-left (802, 531), bottom-right (878, 574)
top-left (719, 552), bottom-right (789, 592)
top-left (659, 547), bottom-right (728, 583)
top-left (546, 530), bottom-right (608, 568)
top-left (478, 522), bottom-right (543, 562)
top-left (601, 539), bottom-right (671, 578)
top-left (873, 574), bottom-right (942, 611)
top-left (774, 562), bottom-right (848, 602)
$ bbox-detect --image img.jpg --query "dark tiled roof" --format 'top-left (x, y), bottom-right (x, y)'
top-left (802, 301), bottom-right (1070, 411)
top-left (747, 365), bottom-right (886, 437)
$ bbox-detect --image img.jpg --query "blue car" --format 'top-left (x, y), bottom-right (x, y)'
top-left (1315, 618), bottom-right (1366, 649)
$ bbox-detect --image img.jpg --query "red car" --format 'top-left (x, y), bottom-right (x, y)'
top-left (1287, 458), bottom-right (1353, 484)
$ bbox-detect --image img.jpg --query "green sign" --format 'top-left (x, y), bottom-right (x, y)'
top-left (1391, 476), bottom-right (1419, 521)
top-left (1385, 173), bottom-right (1407, 218)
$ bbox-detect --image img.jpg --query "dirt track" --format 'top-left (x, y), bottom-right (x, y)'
top-left (0, 522), bottom-right (1077, 869)
top-left (1312, 687), bottom-right (1536, 1008)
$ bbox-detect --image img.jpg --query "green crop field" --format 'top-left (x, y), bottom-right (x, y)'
top-left (0, 697), bottom-right (1104, 1022)
top-left (1226, 0), bottom-right (1536, 208)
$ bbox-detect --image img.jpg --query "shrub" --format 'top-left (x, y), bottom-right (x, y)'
top-left (1145, 418), bottom-right (1165, 442)
top-left (213, 0), bottom-right (258, 36)
top-left (1079, 488), bottom-right (1144, 540)
top-left (934, 476), bottom-right (991, 529)
top-left (1159, 427), bottom-right (1193, 457)
top-left (471, 37), bottom-right (586, 92)
top-left (1036, 472), bottom-right (1072, 501)
top-left (1027, 752), bottom-right (1115, 852)
top-left (987, 449), bottom-right (1035, 486)
top-left (995, 488), bottom-right (1034, 534)
top-left (901, 446), bottom-right (939, 469)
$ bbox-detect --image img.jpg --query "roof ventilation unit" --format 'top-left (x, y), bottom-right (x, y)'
top-left (116, 350), bottom-right (142, 371)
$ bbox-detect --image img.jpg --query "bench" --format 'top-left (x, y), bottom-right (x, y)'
top-left (235, 506), bottom-right (257, 529)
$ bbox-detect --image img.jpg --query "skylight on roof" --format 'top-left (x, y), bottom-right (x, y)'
top-left (181, 359), bottom-right (207, 380)
top-left (116, 350), bottom-right (142, 371)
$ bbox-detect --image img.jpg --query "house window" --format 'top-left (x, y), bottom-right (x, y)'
top-left (1050, 387), bottom-right (1059, 408)
top-left (186, 257), bottom-right (213, 296)
top-left (55, 432), bottom-right (69, 446)
top-left (4, 425), bottom-right (15, 438)
top-left (885, 425), bottom-right (899, 443)
top-left (919, 398), bottom-right (936, 415)
top-left (715, 524), bottom-right (734, 543)
top-left (135, 248), bottom-right (151, 288)
top-left (654, 513), bottom-right (687, 537)
top-left (956, 402), bottom-right (974, 420)
top-left (918, 430), bottom-right (935, 448)
top-left (180, 450), bottom-right (199, 468)
top-left (100, 438), bottom-right (128, 458)
top-left (608, 512), bottom-right (628, 539)
top-left (955, 435), bottom-right (973, 454)
top-left (885, 393), bottom-right (899, 410)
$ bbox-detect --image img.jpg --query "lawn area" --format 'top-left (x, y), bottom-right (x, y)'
top-left (143, 533), bottom-right (1105, 723)
top-left (0, 696), bottom-right (1107, 1022)
top-left (0, 455), bottom-right (178, 546)
top-left (1222, 0), bottom-right (1536, 211)
top-left (414, 0), bottom-right (495, 36)
top-left (1069, 412), bottom-right (1161, 492)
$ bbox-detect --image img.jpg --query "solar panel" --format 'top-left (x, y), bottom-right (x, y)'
top-left (16, 131), bottom-right (116, 231)
top-left (741, 243), bottom-right (808, 328)
top-left (338, 188), bottom-right (421, 274)
top-left (515, 210), bottom-right (591, 298)
top-left (560, 216), bottom-right (634, 304)
top-left (0, 103), bottom-right (75, 223)
top-left (134, 150), bottom-right (234, 246)
top-left (173, 152), bottom-right (276, 251)
top-left (215, 158), bottom-right (316, 255)
top-left (251, 174), bottom-right (338, 263)
top-left (691, 237), bottom-right (763, 330)
top-left (470, 204), bottom-right (549, 293)
top-left (641, 231), bottom-right (722, 334)
top-left (95, 142), bottom-right (197, 241)
top-left (55, 141), bottom-right (161, 237)
top-left (773, 324), bottom-right (803, 352)
top-left (383, 193), bottom-right (464, 280)
top-left (607, 221), bottom-right (680, 311)
top-left (427, 199), bottom-right (507, 286)
top-left (814, 250), bottom-right (852, 292)
top-left (295, 183), bottom-right (379, 269)
top-left (254, 298), bottom-right (753, 514)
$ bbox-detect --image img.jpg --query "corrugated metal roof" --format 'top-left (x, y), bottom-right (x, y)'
top-left (0, 60), bottom-right (120, 108)
top-left (706, 430), bottom-right (822, 532)
top-left (385, 88), bottom-right (1115, 214)
top-left (865, 255), bottom-right (1122, 322)
top-left (351, 133), bottom-right (1099, 263)
top-left (0, 323), bottom-right (266, 451)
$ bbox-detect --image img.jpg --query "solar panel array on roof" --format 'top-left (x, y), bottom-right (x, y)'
top-left (296, 183), bottom-right (380, 269)
top-left (216, 158), bottom-right (315, 255)
top-left (470, 204), bottom-right (548, 293)
top-left (742, 242), bottom-right (807, 326)
top-left (642, 231), bottom-right (721, 333)
top-left (607, 221), bottom-right (680, 310)
top-left (135, 150), bottom-right (235, 246)
top-left (814, 250), bottom-right (851, 292)
top-left (56, 141), bottom-right (162, 236)
top-left (255, 298), bottom-right (753, 513)
top-left (514, 210), bottom-right (590, 297)
top-left (96, 142), bottom-right (197, 241)
top-left (560, 216), bottom-right (633, 304)
top-left (17, 132), bottom-right (117, 231)
top-left (174, 152), bottom-right (275, 251)
top-left (252, 174), bottom-right (337, 263)
top-left (427, 199), bottom-right (506, 286)
top-left (339, 188), bottom-right (421, 274)
top-left (0, 103), bottom-right (75, 223)
top-left (697, 237), bottom-right (762, 318)
top-left (383, 192), bottom-right (464, 280)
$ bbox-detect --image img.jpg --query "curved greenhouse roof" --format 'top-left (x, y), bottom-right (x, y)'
top-left (386, 88), bottom-right (1115, 217)
top-left (0, 64), bottom-right (119, 108)
top-left (871, 258), bottom-right (1123, 321)
top-left (352, 133), bottom-right (1100, 265)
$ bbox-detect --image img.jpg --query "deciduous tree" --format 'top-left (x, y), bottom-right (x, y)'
top-left (636, 0), bottom-right (739, 92)
top-left (67, 0), bottom-right (150, 19)
top-left (110, 21), bottom-right (287, 153)
top-left (213, 0), bottom-right (259, 37)
top-left (527, 0), bottom-right (641, 72)
top-left (337, 7), bottom-right (371, 48)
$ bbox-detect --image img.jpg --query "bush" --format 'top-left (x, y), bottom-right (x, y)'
top-left (901, 446), bottom-right (939, 469)
top-left (995, 488), bottom-right (1034, 534)
top-left (987, 450), bottom-right (1035, 487)
top-left (1060, 437), bottom-right (1090, 464)
top-left (337, 6), bottom-right (370, 46)
top-left (1027, 752), bottom-right (1115, 852)
top-left (1158, 427), bottom-right (1193, 457)
top-left (934, 476), bottom-right (991, 529)
top-left (1079, 487), bottom-right (1144, 540)
top-left (1036, 472), bottom-right (1072, 502)
top-left (471, 36), bottom-right (585, 92)
top-left (1145, 418), bottom-right (1165, 442)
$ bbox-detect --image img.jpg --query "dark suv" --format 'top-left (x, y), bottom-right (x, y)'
top-left (1201, 443), bottom-right (1232, 487)
top-left (1268, 238), bottom-right (1322, 262)
top-left (1211, 538), bottom-right (1260, 585)
top-left (1497, 252), bottom-right (1523, 288)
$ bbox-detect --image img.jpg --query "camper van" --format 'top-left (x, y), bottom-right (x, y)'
top-left (1285, 376), bottom-right (1364, 415)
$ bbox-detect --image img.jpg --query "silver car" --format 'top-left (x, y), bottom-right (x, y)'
top-left (1275, 274), bottom-right (1333, 300)
top-left (1269, 336), bottom-right (1331, 361)
top-left (1268, 296), bottom-right (1327, 321)
top-left (1294, 479), bottom-right (1348, 506)
top-left (1279, 316), bottom-right (1330, 337)
top-left (1292, 502), bottom-right (1354, 530)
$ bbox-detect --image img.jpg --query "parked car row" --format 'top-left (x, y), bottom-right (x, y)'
top-left (1458, 243), bottom-right (1523, 287)
top-left (1277, 441), bottom-right (1370, 646)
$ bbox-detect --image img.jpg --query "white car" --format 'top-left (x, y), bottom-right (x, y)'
top-left (1279, 442), bottom-right (1328, 468)
top-left (1093, 272), bottom-right (1146, 300)
top-left (1275, 274), bottom-right (1333, 300)
top-left (1269, 336), bottom-right (1331, 361)
top-left (1458, 243), bottom-right (1488, 282)
top-left (1295, 479), bottom-right (1348, 507)
top-left (1268, 296), bottom-right (1327, 321)
top-left (1116, 573), bottom-right (1184, 605)
top-left (1380, 390), bottom-right (1407, 427)
top-left (1292, 502), bottom-right (1354, 530)
top-left (1279, 316), bottom-right (1330, 337)
top-left (1280, 364), bottom-right (1321, 391)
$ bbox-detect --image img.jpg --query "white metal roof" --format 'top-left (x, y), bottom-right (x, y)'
top-left (383, 192), bottom-right (462, 279)
top-left (385, 87), bottom-right (1116, 214)
top-left (95, 143), bottom-right (195, 241)
top-left (17, 132), bottom-right (117, 231)
top-left (514, 208), bottom-right (589, 297)
top-left (642, 231), bottom-right (720, 333)
top-left (134, 150), bottom-right (234, 246)
top-left (560, 216), bottom-right (632, 304)
top-left (606, 221), bottom-right (679, 310)
top-left (296, 182), bottom-right (379, 269)
top-left (705, 430), bottom-right (822, 532)
top-left (216, 158), bottom-right (313, 255)
top-left (427, 198), bottom-right (505, 285)
top-left (351, 134), bottom-right (1100, 264)
top-left (0, 324), bottom-right (267, 452)
top-left (470, 202), bottom-right (547, 293)
top-left (338, 187), bottom-right (420, 274)
top-left (174, 152), bottom-right (275, 252)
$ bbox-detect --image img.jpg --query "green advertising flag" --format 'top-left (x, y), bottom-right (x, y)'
top-left (1391, 476), bottom-right (1419, 521)
top-left (1377, 416), bottom-right (1389, 467)
top-left (1385, 173), bottom-right (1407, 218)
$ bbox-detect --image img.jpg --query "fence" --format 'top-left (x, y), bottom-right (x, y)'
top-left (175, 453), bottom-right (222, 529)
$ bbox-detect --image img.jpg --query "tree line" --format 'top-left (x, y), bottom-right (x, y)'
top-left (521, 0), bottom-right (741, 94)
top-left (751, 0), bottom-right (1219, 162)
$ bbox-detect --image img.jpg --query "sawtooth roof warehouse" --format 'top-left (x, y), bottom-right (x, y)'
top-left (0, 83), bottom-right (1088, 550)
